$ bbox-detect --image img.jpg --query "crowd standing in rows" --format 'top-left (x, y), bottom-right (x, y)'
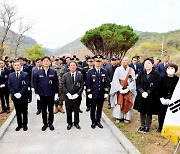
top-left (0, 54), bottom-right (179, 134)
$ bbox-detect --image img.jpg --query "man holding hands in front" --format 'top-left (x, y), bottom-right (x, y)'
top-left (62, 61), bottom-right (84, 130)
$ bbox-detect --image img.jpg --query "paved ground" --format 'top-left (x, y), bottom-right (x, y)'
top-left (0, 93), bottom-right (128, 154)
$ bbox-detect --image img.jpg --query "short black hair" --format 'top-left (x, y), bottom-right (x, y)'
top-left (69, 61), bottom-right (77, 66)
top-left (35, 58), bottom-right (42, 62)
top-left (143, 57), bottom-right (154, 64)
top-left (41, 56), bottom-right (51, 61)
top-left (166, 63), bottom-right (178, 73)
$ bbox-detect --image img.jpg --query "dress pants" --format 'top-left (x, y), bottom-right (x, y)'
top-left (12, 96), bottom-right (28, 127)
top-left (40, 96), bottom-right (54, 125)
top-left (37, 100), bottom-right (42, 111)
top-left (86, 92), bottom-right (91, 109)
top-left (4, 86), bottom-right (10, 110)
top-left (140, 113), bottom-right (152, 128)
top-left (158, 105), bottom-right (168, 130)
top-left (90, 98), bottom-right (104, 123)
top-left (65, 101), bottom-right (80, 125)
top-left (0, 88), bottom-right (7, 111)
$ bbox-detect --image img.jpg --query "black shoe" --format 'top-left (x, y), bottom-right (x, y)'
top-left (96, 122), bottom-right (103, 128)
top-left (42, 125), bottom-right (48, 131)
top-left (91, 123), bottom-right (96, 129)
top-left (67, 124), bottom-right (73, 130)
top-left (6, 110), bottom-right (10, 113)
top-left (36, 110), bottom-right (41, 115)
top-left (74, 124), bottom-right (81, 130)
top-left (49, 125), bottom-right (54, 131)
top-left (23, 125), bottom-right (28, 131)
top-left (0, 110), bottom-right (6, 114)
top-left (86, 108), bottom-right (90, 112)
top-left (79, 109), bottom-right (83, 113)
top-left (143, 127), bottom-right (150, 134)
top-left (15, 126), bottom-right (22, 131)
top-left (137, 126), bottom-right (145, 133)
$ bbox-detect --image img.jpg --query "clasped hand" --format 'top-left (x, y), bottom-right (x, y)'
top-left (14, 93), bottom-right (22, 99)
top-left (66, 93), bottom-right (79, 100)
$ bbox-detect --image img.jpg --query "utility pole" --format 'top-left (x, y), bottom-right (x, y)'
top-left (161, 35), bottom-right (164, 56)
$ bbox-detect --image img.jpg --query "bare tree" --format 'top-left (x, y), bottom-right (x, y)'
top-left (14, 19), bottom-right (33, 57)
top-left (0, 1), bottom-right (17, 58)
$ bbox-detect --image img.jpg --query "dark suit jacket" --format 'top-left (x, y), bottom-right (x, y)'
top-left (0, 67), bottom-right (10, 85)
top-left (134, 70), bottom-right (161, 114)
top-left (33, 68), bottom-right (59, 96)
top-left (129, 63), bottom-right (143, 75)
top-left (62, 71), bottom-right (84, 102)
top-left (157, 62), bottom-right (167, 77)
top-left (106, 65), bottom-right (118, 82)
top-left (8, 71), bottom-right (29, 95)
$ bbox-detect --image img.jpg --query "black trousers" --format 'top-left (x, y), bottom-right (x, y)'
top-left (90, 98), bottom-right (104, 123)
top-left (0, 87), bottom-right (10, 111)
top-left (37, 100), bottom-right (42, 111)
top-left (40, 96), bottom-right (54, 126)
top-left (140, 113), bottom-right (152, 128)
top-left (12, 96), bottom-right (28, 127)
top-left (27, 90), bottom-right (32, 103)
top-left (86, 91), bottom-right (91, 109)
top-left (65, 101), bottom-right (80, 125)
top-left (158, 105), bottom-right (168, 130)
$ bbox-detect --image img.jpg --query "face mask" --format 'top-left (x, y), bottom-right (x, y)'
top-left (166, 69), bottom-right (175, 75)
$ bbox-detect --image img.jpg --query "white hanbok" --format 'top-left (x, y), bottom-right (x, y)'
top-left (110, 66), bottom-right (137, 121)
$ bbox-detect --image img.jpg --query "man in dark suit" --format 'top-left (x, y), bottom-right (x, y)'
top-left (0, 60), bottom-right (10, 114)
top-left (129, 56), bottom-right (143, 79)
top-left (62, 61), bottom-right (84, 130)
top-left (31, 58), bottom-right (42, 115)
top-left (34, 56), bottom-right (59, 131)
top-left (82, 56), bottom-right (94, 112)
top-left (106, 56), bottom-right (119, 108)
top-left (156, 55), bottom-right (170, 77)
top-left (8, 61), bottom-right (29, 131)
top-left (18, 57), bottom-right (32, 103)
top-left (86, 55), bottom-right (109, 129)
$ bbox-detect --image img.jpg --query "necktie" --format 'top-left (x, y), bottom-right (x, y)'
top-left (72, 73), bottom-right (74, 84)
top-left (16, 72), bottom-right (19, 78)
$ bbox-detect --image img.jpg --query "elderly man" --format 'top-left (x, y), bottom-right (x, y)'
top-left (110, 56), bottom-right (136, 123)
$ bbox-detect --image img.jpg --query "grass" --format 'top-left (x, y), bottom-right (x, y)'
top-left (103, 101), bottom-right (177, 154)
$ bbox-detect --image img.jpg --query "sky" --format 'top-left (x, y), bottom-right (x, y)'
top-left (1, 0), bottom-right (180, 49)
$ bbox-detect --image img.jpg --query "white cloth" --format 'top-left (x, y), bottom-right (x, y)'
top-left (0, 84), bottom-right (5, 88)
top-left (88, 94), bottom-right (92, 99)
top-left (104, 94), bottom-right (108, 98)
top-left (54, 93), bottom-right (59, 101)
top-left (110, 66), bottom-right (137, 120)
top-left (72, 93), bottom-right (79, 99)
top-left (142, 92), bottom-right (148, 98)
top-left (66, 93), bottom-right (73, 99)
top-left (36, 94), bottom-right (40, 100)
top-left (14, 93), bottom-right (22, 99)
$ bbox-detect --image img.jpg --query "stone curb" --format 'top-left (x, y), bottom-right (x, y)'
top-left (102, 112), bottom-right (141, 154)
top-left (0, 109), bottom-right (16, 140)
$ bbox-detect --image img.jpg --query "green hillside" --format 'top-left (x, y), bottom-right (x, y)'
top-left (55, 29), bottom-right (180, 75)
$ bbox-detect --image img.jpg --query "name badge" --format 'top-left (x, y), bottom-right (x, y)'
top-left (39, 75), bottom-right (44, 78)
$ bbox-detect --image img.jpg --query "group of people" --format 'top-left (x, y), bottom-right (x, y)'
top-left (0, 54), bottom-right (179, 135)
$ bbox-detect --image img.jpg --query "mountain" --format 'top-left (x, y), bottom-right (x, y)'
top-left (54, 29), bottom-right (180, 59)
top-left (0, 26), bottom-right (53, 57)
